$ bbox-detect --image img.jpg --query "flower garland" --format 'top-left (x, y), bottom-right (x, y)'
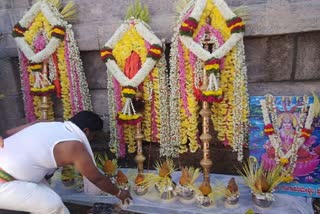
top-left (101, 19), bottom-right (163, 124)
top-left (260, 94), bottom-right (315, 174)
top-left (102, 18), bottom-right (170, 157)
top-left (179, 0), bottom-right (244, 61)
top-left (13, 0), bottom-right (92, 121)
top-left (169, 0), bottom-right (249, 160)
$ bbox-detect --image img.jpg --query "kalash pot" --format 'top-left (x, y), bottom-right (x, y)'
top-left (252, 192), bottom-right (274, 208)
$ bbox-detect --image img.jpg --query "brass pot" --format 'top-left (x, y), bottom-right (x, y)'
top-left (226, 193), bottom-right (240, 205)
top-left (176, 185), bottom-right (194, 200)
top-left (155, 182), bottom-right (176, 200)
top-left (133, 184), bottom-right (148, 196)
top-left (196, 195), bottom-right (213, 207)
top-left (252, 192), bottom-right (274, 208)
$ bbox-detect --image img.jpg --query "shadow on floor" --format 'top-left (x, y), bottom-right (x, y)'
top-left (0, 203), bottom-right (90, 214)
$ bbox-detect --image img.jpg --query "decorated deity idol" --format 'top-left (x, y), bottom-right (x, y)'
top-left (170, 0), bottom-right (249, 161)
top-left (100, 1), bottom-right (170, 159)
top-left (12, 0), bottom-right (92, 121)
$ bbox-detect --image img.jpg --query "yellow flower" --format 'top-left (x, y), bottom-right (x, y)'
top-left (280, 158), bottom-right (289, 164)
top-left (205, 64), bottom-right (219, 71)
top-left (118, 113), bottom-right (140, 120)
top-left (203, 88), bottom-right (223, 96)
top-left (283, 175), bottom-right (294, 183)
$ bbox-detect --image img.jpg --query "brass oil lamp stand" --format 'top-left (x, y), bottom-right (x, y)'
top-left (199, 68), bottom-right (213, 193)
top-left (134, 121), bottom-right (145, 174)
top-left (39, 61), bottom-right (50, 120)
top-left (199, 18), bottom-right (213, 195)
top-left (133, 90), bottom-right (148, 195)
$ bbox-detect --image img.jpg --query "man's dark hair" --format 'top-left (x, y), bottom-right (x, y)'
top-left (69, 111), bottom-right (103, 131)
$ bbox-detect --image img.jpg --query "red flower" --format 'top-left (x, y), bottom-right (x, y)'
top-left (264, 124), bottom-right (274, 135)
top-left (301, 128), bottom-right (311, 139)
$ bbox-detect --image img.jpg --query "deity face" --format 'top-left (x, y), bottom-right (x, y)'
top-left (282, 118), bottom-right (293, 130)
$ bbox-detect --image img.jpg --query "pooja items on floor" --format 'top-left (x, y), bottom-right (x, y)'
top-left (226, 177), bottom-right (240, 205)
top-left (196, 181), bottom-right (214, 207)
top-left (133, 173), bottom-right (148, 196)
top-left (116, 170), bottom-right (130, 190)
top-left (103, 159), bottom-right (118, 184)
top-left (140, 160), bottom-right (176, 200)
top-left (238, 159), bottom-right (293, 208)
top-left (176, 167), bottom-right (200, 200)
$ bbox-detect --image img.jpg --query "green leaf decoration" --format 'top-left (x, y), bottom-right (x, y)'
top-left (125, 0), bottom-right (150, 23)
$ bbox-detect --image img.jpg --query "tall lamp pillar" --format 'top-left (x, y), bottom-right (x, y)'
top-left (199, 69), bottom-right (213, 188)
top-left (134, 121), bottom-right (145, 173)
top-left (200, 17), bottom-right (213, 190)
top-left (39, 61), bottom-right (50, 120)
top-left (134, 90), bottom-right (145, 173)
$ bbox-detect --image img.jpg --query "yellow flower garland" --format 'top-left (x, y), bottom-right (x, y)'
top-left (183, 45), bottom-right (199, 153)
top-left (173, 0), bottom-right (248, 153)
top-left (142, 74), bottom-right (152, 142)
top-left (57, 44), bottom-right (72, 120)
top-left (25, 12), bottom-right (55, 120)
top-left (113, 26), bottom-right (150, 153)
top-left (152, 67), bottom-right (161, 142)
top-left (200, 1), bottom-right (240, 147)
top-left (22, 12), bottom-right (73, 120)
top-left (212, 48), bottom-right (235, 143)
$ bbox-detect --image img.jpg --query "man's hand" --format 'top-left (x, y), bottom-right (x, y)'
top-left (116, 189), bottom-right (133, 204)
top-left (0, 136), bottom-right (3, 148)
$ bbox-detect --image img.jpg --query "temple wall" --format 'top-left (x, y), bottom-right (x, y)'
top-left (0, 0), bottom-right (320, 171)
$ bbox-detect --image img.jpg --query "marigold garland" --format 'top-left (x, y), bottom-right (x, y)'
top-left (13, 1), bottom-right (92, 121)
top-left (103, 18), bottom-right (170, 157)
top-left (170, 0), bottom-right (249, 160)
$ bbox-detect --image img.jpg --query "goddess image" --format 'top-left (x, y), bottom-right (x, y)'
top-left (262, 113), bottom-right (319, 177)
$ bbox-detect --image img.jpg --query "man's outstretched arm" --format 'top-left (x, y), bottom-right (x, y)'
top-left (61, 142), bottom-right (132, 203)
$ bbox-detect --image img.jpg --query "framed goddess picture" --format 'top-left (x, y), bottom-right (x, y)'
top-left (249, 95), bottom-right (320, 197)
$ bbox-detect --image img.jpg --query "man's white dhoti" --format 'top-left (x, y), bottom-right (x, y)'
top-left (0, 180), bottom-right (70, 214)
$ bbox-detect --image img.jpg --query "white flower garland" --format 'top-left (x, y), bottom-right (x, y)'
top-left (14, 1), bottom-right (67, 63)
top-left (103, 20), bottom-right (162, 87)
top-left (169, 1), bottom-right (195, 155)
top-left (232, 41), bottom-right (249, 161)
top-left (179, 0), bottom-right (244, 61)
top-left (103, 18), bottom-right (171, 157)
top-left (260, 95), bottom-right (315, 173)
top-left (169, 0), bottom-right (248, 159)
top-left (107, 70), bottom-right (119, 157)
top-left (157, 55), bottom-right (175, 157)
top-left (14, 0), bottom-right (92, 120)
